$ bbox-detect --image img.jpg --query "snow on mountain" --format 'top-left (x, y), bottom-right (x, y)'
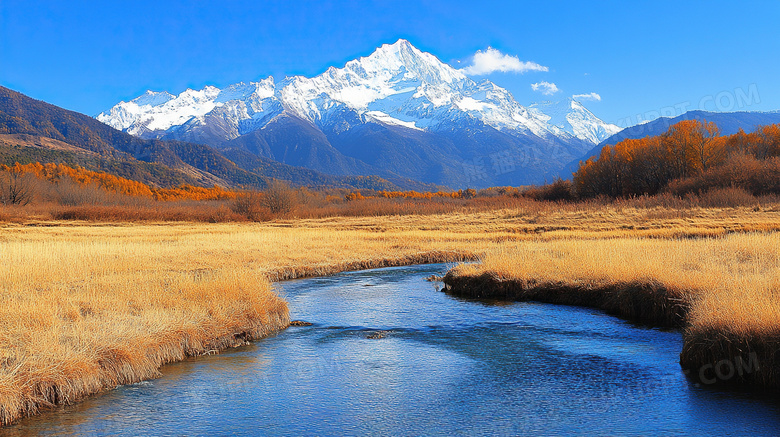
top-left (281, 40), bottom-right (469, 116)
top-left (97, 79), bottom-right (279, 139)
top-left (98, 86), bottom-right (220, 136)
top-left (97, 39), bottom-right (617, 146)
top-left (133, 90), bottom-right (175, 107)
top-left (365, 111), bottom-right (422, 131)
top-left (528, 99), bottom-right (621, 144)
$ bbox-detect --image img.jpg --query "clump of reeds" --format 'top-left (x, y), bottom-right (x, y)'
top-left (679, 269), bottom-right (780, 386)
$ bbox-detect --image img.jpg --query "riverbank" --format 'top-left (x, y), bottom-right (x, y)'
top-left (0, 265), bottom-right (290, 426)
top-left (442, 233), bottom-right (780, 387)
top-left (0, 215), bottom-right (493, 425)
top-left (2, 205), bottom-right (780, 424)
top-left (442, 274), bottom-right (689, 328)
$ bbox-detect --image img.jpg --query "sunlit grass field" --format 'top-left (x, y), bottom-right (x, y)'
top-left (2, 203), bottom-right (780, 424)
top-left (448, 233), bottom-right (780, 333)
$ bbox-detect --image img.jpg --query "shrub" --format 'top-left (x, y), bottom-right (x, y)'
top-left (230, 192), bottom-right (273, 221)
top-left (54, 178), bottom-right (112, 206)
top-left (260, 180), bottom-right (297, 215)
top-left (668, 154), bottom-right (780, 197)
top-left (697, 187), bottom-right (758, 208)
top-left (523, 178), bottom-right (574, 202)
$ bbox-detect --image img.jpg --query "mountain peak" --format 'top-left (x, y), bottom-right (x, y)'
top-left (349, 39), bottom-right (467, 89)
top-left (99, 40), bottom-right (619, 152)
top-left (131, 90), bottom-right (175, 107)
top-left (385, 38), bottom-right (414, 50)
top-left (529, 98), bottom-right (620, 144)
top-left (355, 39), bottom-right (428, 71)
top-left (372, 39), bottom-right (419, 58)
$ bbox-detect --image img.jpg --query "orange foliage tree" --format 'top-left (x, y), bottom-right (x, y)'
top-left (573, 120), bottom-right (780, 198)
top-left (2, 162), bottom-right (238, 201)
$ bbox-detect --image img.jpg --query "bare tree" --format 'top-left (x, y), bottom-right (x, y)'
top-left (260, 180), bottom-right (297, 214)
top-left (54, 177), bottom-right (110, 206)
top-left (0, 169), bottom-right (35, 206)
top-left (230, 191), bottom-right (269, 221)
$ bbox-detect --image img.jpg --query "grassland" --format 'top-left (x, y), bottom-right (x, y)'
top-left (444, 231), bottom-right (780, 387)
top-left (2, 202), bottom-right (780, 424)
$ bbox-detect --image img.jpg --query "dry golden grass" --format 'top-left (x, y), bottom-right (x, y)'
top-left (445, 231), bottom-right (780, 385)
top-left (456, 233), bottom-right (780, 304)
top-left (0, 230), bottom-right (295, 425)
top-left (0, 213), bottom-right (504, 425)
top-left (2, 203), bottom-right (780, 424)
top-left (448, 233), bottom-right (780, 327)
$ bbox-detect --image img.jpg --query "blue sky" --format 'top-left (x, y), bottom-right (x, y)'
top-left (1, 0), bottom-right (778, 126)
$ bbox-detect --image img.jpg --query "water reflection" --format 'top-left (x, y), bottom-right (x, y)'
top-left (8, 264), bottom-right (780, 435)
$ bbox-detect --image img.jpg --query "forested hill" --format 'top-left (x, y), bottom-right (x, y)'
top-left (562, 110), bottom-right (780, 177)
top-left (573, 119), bottom-right (780, 198)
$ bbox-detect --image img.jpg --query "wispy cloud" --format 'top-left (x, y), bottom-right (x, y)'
top-left (531, 81), bottom-right (560, 96)
top-left (462, 47), bottom-right (548, 75)
top-left (572, 92), bottom-right (602, 101)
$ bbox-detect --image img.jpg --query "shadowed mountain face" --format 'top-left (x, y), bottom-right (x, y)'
top-left (97, 40), bottom-right (620, 188)
top-left (561, 110), bottom-right (780, 178)
top-left (0, 86), bottom-right (435, 191)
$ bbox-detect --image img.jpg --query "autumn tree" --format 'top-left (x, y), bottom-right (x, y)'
top-left (689, 120), bottom-right (723, 172)
top-left (752, 125), bottom-right (780, 159)
top-left (573, 119), bottom-right (780, 199)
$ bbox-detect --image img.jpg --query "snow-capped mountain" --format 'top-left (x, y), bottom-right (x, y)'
top-left (97, 40), bottom-right (621, 187)
top-left (529, 99), bottom-right (621, 145)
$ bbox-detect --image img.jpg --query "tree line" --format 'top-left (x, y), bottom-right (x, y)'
top-left (1, 162), bottom-right (237, 202)
top-left (573, 120), bottom-right (780, 198)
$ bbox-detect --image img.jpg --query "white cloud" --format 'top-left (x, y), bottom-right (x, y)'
top-left (531, 81), bottom-right (560, 96)
top-left (572, 92), bottom-right (602, 101)
top-left (462, 47), bottom-right (548, 75)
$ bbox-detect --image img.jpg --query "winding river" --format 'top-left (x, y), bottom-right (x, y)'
top-left (8, 263), bottom-right (780, 435)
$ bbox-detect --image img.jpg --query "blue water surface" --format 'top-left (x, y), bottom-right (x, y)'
top-left (8, 263), bottom-right (780, 436)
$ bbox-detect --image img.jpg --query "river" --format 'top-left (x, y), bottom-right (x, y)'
top-left (8, 263), bottom-right (780, 435)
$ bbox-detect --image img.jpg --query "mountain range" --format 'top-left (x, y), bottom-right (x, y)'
top-left (5, 40), bottom-right (780, 192)
top-left (0, 85), bottom-right (432, 191)
top-left (98, 39), bottom-right (621, 188)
